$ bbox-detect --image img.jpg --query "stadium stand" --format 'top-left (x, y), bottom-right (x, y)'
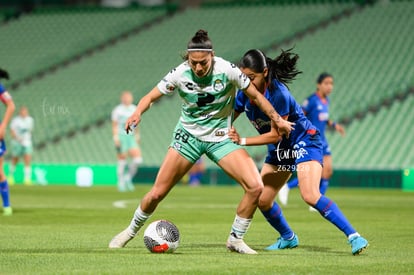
top-left (5, 2), bottom-right (356, 166)
top-left (0, 7), bottom-right (169, 83)
top-left (3, 1), bottom-right (413, 170)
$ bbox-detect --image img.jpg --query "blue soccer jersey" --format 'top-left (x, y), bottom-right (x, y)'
top-left (235, 79), bottom-right (322, 167)
top-left (302, 93), bottom-right (330, 154)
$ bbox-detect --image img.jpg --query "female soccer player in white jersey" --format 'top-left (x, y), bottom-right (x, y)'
top-left (109, 30), bottom-right (294, 254)
top-left (111, 91), bottom-right (143, 192)
top-left (230, 49), bottom-right (368, 255)
top-left (8, 106), bottom-right (34, 185)
top-left (0, 68), bottom-right (15, 216)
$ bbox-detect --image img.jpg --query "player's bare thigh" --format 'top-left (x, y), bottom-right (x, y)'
top-left (217, 148), bottom-right (263, 192)
top-left (259, 163), bottom-right (292, 210)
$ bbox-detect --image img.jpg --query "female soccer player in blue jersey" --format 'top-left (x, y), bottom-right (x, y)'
top-left (0, 68), bottom-right (16, 216)
top-left (109, 30), bottom-right (294, 254)
top-left (279, 73), bottom-right (345, 207)
top-left (230, 49), bottom-right (368, 255)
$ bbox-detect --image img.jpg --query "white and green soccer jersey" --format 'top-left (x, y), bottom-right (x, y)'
top-left (157, 56), bottom-right (250, 142)
top-left (111, 104), bottom-right (136, 136)
top-left (10, 115), bottom-right (34, 147)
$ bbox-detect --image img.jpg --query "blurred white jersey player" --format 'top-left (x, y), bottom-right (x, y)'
top-left (9, 106), bottom-right (34, 185)
top-left (111, 91), bottom-right (142, 192)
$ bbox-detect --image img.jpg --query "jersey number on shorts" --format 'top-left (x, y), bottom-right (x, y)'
top-left (174, 129), bottom-right (189, 143)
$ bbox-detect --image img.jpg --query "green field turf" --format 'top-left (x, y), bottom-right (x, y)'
top-left (1, 185), bottom-right (413, 274)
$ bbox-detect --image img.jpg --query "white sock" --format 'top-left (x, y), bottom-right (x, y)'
top-left (128, 157), bottom-right (142, 180)
top-left (348, 232), bottom-right (360, 240)
top-left (24, 166), bottom-right (32, 181)
top-left (9, 164), bottom-right (15, 176)
top-left (128, 205), bottom-right (151, 236)
top-left (117, 159), bottom-right (127, 186)
top-left (230, 215), bottom-right (252, 239)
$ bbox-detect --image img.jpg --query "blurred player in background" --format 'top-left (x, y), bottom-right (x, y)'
top-left (8, 106), bottom-right (34, 185)
top-left (279, 73), bottom-right (345, 207)
top-left (188, 157), bottom-right (205, 186)
top-left (111, 91), bottom-right (143, 192)
top-left (109, 29), bottom-right (294, 254)
top-left (0, 68), bottom-right (16, 216)
top-left (230, 50), bottom-right (367, 255)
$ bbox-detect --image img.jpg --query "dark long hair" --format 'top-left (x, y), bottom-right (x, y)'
top-left (182, 29), bottom-right (213, 60)
top-left (0, 68), bottom-right (10, 80)
top-left (239, 48), bottom-right (301, 90)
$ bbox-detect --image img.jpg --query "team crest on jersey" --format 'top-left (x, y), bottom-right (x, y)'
top-left (166, 83), bottom-right (175, 92)
top-left (213, 79), bottom-right (224, 92)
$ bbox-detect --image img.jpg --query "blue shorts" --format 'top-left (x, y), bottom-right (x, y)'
top-left (265, 131), bottom-right (323, 171)
top-left (0, 139), bottom-right (6, 157)
top-left (322, 142), bottom-right (331, 156)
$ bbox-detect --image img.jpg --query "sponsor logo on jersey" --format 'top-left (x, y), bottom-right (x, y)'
top-left (317, 104), bottom-right (323, 110)
top-left (318, 112), bottom-right (329, 121)
top-left (213, 79), bottom-right (224, 92)
top-left (166, 83), bottom-right (175, 92)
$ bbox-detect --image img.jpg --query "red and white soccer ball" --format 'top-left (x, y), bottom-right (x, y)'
top-left (143, 220), bottom-right (180, 253)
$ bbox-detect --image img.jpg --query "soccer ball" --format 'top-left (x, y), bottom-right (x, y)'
top-left (143, 220), bottom-right (180, 253)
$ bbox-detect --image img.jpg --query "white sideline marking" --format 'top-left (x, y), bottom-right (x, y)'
top-left (112, 199), bottom-right (137, 209)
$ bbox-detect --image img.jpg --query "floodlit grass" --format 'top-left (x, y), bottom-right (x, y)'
top-left (1, 185), bottom-right (413, 274)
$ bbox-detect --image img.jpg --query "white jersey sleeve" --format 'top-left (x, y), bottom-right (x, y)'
top-left (157, 63), bottom-right (187, 96)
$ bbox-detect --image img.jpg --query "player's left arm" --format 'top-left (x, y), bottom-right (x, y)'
top-left (229, 119), bottom-right (284, 146)
top-left (243, 83), bottom-right (294, 137)
top-left (0, 91), bottom-right (15, 139)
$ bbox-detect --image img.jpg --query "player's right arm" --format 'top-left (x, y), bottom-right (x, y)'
top-left (125, 86), bottom-right (164, 134)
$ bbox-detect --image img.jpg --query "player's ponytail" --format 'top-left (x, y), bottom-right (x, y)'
top-left (266, 48), bottom-right (301, 89)
top-left (0, 68), bottom-right (10, 80)
top-left (239, 48), bottom-right (301, 90)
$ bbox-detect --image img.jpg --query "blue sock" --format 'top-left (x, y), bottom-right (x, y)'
top-left (287, 178), bottom-right (299, 189)
top-left (319, 178), bottom-right (329, 195)
top-left (314, 195), bottom-right (356, 237)
top-left (0, 180), bottom-right (10, 207)
top-left (261, 201), bottom-right (294, 240)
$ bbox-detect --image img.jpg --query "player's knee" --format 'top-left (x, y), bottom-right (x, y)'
top-left (245, 180), bottom-right (263, 199)
top-left (300, 192), bottom-right (319, 206)
top-left (257, 197), bottom-right (272, 210)
top-left (148, 189), bottom-right (167, 203)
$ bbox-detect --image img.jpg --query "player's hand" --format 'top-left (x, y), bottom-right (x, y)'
top-left (125, 113), bottom-right (141, 134)
top-left (335, 123), bottom-right (346, 137)
top-left (228, 127), bottom-right (240, 144)
top-left (275, 117), bottom-right (295, 138)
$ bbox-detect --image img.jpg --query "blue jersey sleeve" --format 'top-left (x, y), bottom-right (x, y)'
top-left (302, 95), bottom-right (313, 114)
top-left (0, 84), bottom-right (5, 94)
top-left (270, 81), bottom-right (290, 117)
top-left (234, 90), bottom-right (248, 113)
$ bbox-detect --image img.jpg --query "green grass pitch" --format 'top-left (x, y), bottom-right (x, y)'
top-left (1, 184), bottom-right (413, 274)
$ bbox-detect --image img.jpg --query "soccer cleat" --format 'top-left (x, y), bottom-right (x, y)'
top-left (109, 227), bottom-right (135, 248)
top-left (3, 206), bottom-right (13, 216)
top-left (349, 235), bottom-right (368, 255)
top-left (278, 184), bottom-right (289, 206)
top-left (265, 234), bottom-right (299, 250)
top-left (226, 234), bottom-right (258, 254)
